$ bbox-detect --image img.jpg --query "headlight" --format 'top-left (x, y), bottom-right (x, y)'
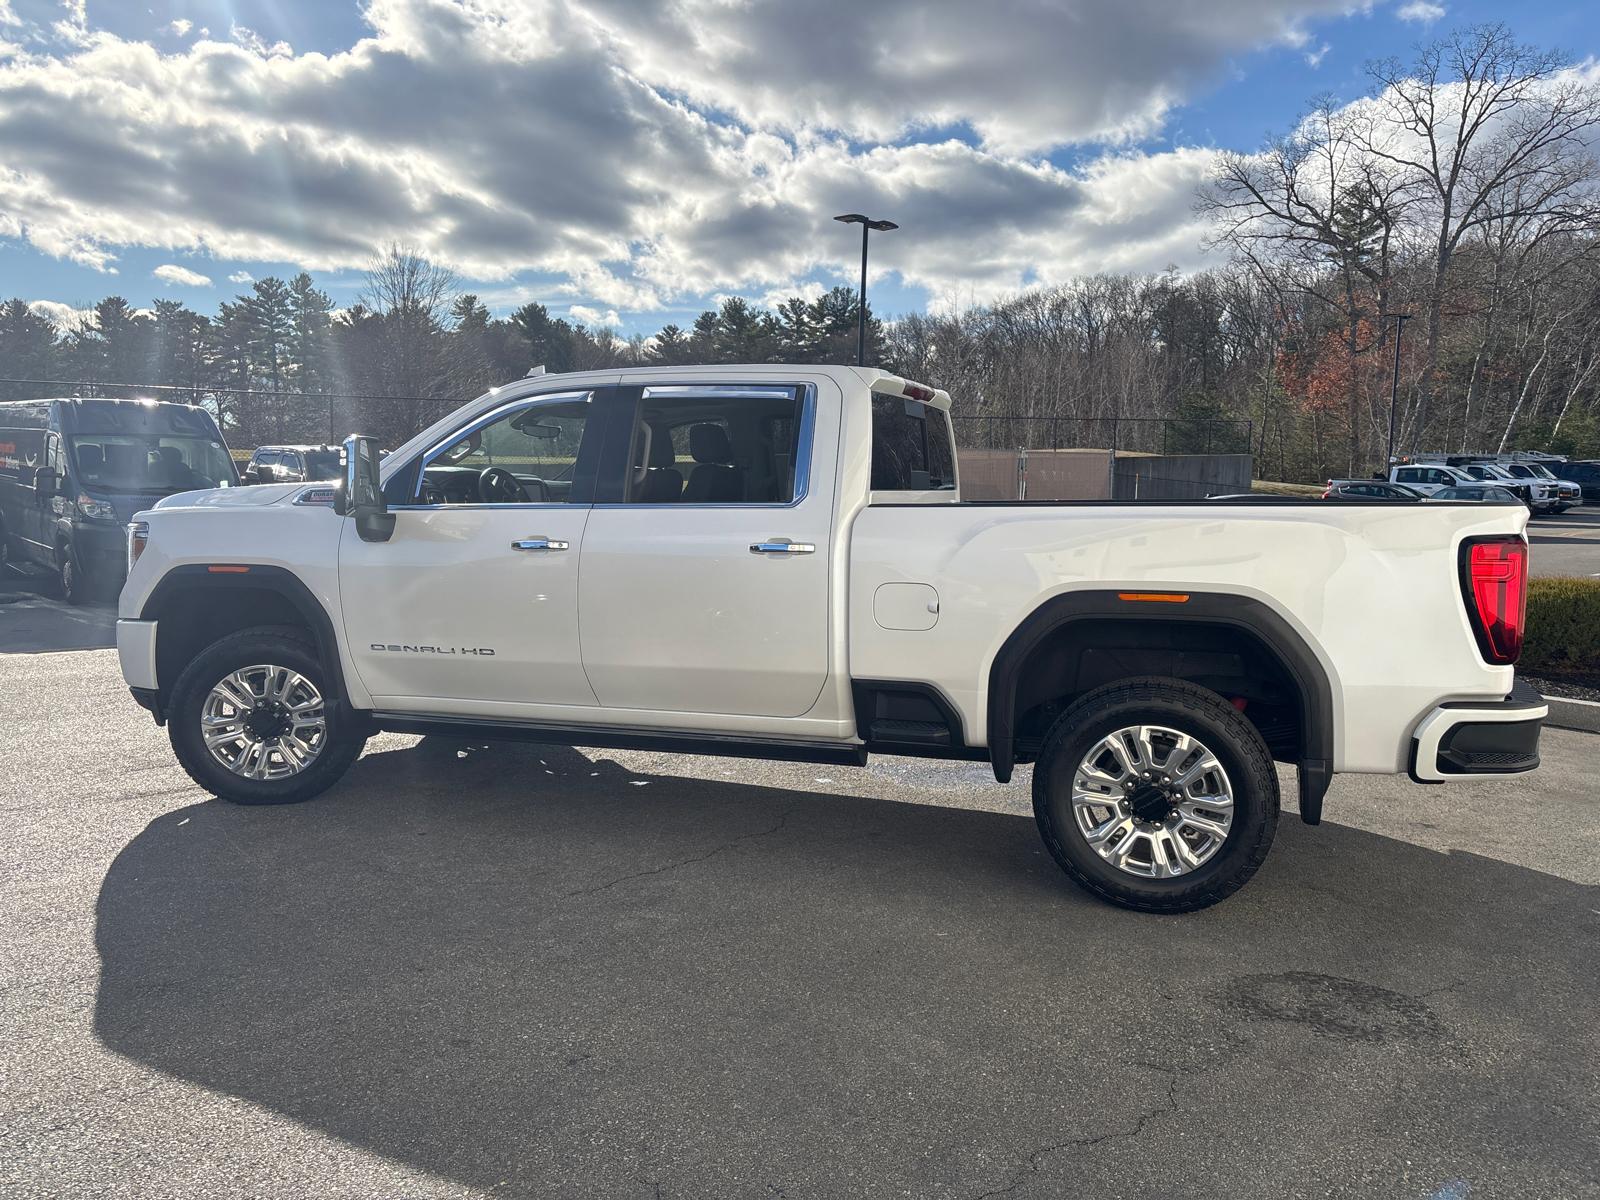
top-left (126, 521), bottom-right (149, 572)
top-left (76, 493), bottom-right (116, 520)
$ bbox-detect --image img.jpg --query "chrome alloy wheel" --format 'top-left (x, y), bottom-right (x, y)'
top-left (1070, 724), bottom-right (1235, 878)
top-left (200, 664), bottom-right (327, 780)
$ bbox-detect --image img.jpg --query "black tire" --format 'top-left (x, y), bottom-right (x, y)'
top-left (58, 543), bottom-right (87, 605)
top-left (1032, 676), bottom-right (1279, 913)
top-left (167, 625), bottom-right (369, 805)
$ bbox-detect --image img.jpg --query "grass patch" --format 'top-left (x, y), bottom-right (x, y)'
top-left (1251, 479), bottom-right (1324, 496)
top-left (1522, 576), bottom-right (1600, 672)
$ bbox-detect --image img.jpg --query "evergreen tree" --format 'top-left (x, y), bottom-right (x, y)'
top-left (0, 300), bottom-right (61, 399)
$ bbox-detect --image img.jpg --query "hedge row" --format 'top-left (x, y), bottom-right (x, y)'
top-left (1522, 577), bottom-right (1600, 671)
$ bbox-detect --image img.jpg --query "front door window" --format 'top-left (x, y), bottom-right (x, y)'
top-left (417, 400), bottom-right (590, 505)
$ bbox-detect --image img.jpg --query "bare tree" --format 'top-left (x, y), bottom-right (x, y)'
top-left (355, 242), bottom-right (460, 443)
top-left (1201, 96), bottom-right (1412, 473)
top-left (1355, 24), bottom-right (1600, 448)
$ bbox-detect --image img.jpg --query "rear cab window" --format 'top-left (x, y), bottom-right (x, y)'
top-left (870, 395), bottom-right (955, 494)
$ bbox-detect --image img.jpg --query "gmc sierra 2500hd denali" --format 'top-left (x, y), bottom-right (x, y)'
top-left (116, 366), bottom-right (1545, 912)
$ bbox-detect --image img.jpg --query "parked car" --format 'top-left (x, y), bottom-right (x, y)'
top-left (116, 365), bottom-right (1545, 913)
top-left (1456, 463), bottom-right (1557, 512)
top-left (0, 396), bottom-right (236, 602)
top-left (1549, 459), bottom-right (1600, 501)
top-left (244, 445), bottom-right (343, 485)
top-left (1322, 480), bottom-right (1423, 501)
top-left (1390, 463), bottom-right (1539, 510)
top-left (1499, 461), bottom-right (1581, 510)
top-left (1424, 485), bottom-right (1523, 504)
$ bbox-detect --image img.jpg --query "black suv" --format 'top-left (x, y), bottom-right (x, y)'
top-left (1550, 460), bottom-right (1600, 501)
top-left (244, 445), bottom-right (343, 485)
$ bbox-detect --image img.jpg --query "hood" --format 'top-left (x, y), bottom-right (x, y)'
top-left (151, 483), bottom-right (305, 511)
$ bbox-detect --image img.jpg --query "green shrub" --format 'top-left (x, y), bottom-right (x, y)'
top-left (1521, 577), bottom-right (1600, 671)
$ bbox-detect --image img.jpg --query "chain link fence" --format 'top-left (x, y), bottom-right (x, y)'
top-left (949, 416), bottom-right (1253, 457)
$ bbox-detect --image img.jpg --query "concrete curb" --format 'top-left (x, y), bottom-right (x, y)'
top-left (1542, 694), bottom-right (1600, 735)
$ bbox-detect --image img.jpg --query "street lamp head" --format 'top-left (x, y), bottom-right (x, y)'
top-left (835, 213), bottom-right (898, 231)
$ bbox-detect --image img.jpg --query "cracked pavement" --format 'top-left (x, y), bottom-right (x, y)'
top-left (2, 645), bottom-right (1598, 1199)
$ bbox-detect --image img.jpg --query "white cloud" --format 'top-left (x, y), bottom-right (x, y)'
top-left (1396, 1), bottom-right (1445, 24)
top-left (228, 270), bottom-right (254, 284)
top-left (166, 19), bottom-right (192, 37)
top-left (28, 299), bottom-right (94, 328)
top-left (1305, 42), bottom-right (1331, 67)
top-left (0, 0), bottom-right (1359, 310)
top-left (569, 305), bottom-right (620, 327)
top-left (153, 263), bottom-right (212, 287)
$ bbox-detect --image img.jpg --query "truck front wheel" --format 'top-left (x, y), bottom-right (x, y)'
top-left (1032, 677), bottom-right (1279, 913)
top-left (167, 625), bottom-right (369, 805)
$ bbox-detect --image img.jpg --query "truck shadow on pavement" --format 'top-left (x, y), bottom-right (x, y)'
top-left (93, 737), bottom-right (1600, 1199)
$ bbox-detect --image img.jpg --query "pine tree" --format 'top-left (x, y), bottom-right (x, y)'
top-left (0, 300), bottom-right (61, 399)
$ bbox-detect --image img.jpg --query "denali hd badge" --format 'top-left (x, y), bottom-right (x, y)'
top-left (371, 644), bottom-right (496, 655)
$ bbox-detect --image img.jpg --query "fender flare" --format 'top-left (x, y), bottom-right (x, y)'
top-left (985, 590), bottom-right (1335, 822)
top-left (137, 564), bottom-right (349, 706)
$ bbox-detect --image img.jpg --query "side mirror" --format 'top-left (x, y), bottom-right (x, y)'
top-left (335, 434), bottom-right (395, 542)
top-left (34, 466), bottom-right (58, 497)
top-left (251, 464), bottom-right (276, 485)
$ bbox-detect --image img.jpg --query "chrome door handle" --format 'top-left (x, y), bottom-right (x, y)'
top-left (750, 541), bottom-right (816, 554)
top-left (511, 538), bottom-right (569, 551)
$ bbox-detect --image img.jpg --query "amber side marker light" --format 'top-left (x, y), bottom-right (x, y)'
top-left (208, 565), bottom-right (250, 573)
top-left (1117, 592), bottom-right (1189, 603)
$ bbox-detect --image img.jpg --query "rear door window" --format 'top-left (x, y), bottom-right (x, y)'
top-left (615, 385), bottom-right (808, 505)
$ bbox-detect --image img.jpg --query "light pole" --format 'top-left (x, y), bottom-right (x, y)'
top-left (1385, 312), bottom-right (1413, 470)
top-left (834, 213), bottom-right (897, 366)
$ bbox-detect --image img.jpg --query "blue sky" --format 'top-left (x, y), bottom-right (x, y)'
top-left (0, 0), bottom-right (1595, 337)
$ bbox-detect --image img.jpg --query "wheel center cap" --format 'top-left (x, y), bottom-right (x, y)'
top-left (244, 702), bottom-right (290, 741)
top-left (1128, 783), bottom-right (1173, 822)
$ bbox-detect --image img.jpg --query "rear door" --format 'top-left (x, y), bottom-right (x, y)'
top-left (577, 381), bottom-right (836, 718)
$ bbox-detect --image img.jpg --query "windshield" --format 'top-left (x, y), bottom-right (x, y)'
top-left (303, 450), bottom-right (343, 480)
top-left (70, 434), bottom-right (235, 494)
top-left (1527, 464), bottom-right (1556, 479)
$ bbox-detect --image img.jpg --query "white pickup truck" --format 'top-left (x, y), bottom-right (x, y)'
top-left (116, 366), bottom-right (1545, 912)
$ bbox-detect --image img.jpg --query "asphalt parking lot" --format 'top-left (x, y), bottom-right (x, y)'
top-left (2, 600), bottom-right (1598, 1197)
top-left (1526, 505), bottom-right (1600, 577)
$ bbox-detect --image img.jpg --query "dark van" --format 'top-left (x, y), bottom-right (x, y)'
top-left (0, 397), bottom-right (238, 603)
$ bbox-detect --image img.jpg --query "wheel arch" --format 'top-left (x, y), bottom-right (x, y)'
top-left (985, 590), bottom-right (1335, 821)
top-left (138, 565), bottom-right (348, 707)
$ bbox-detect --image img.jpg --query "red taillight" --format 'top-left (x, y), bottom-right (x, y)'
top-left (1460, 537), bottom-right (1528, 664)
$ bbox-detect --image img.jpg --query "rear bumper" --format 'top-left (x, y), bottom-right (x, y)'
top-left (1408, 678), bottom-right (1546, 783)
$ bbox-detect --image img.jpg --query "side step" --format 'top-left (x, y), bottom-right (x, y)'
top-left (371, 712), bottom-right (870, 767)
top-left (868, 718), bottom-right (952, 747)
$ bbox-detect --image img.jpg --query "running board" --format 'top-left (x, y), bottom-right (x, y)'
top-left (371, 712), bottom-right (871, 767)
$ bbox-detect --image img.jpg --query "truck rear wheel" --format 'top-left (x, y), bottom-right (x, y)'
top-left (1032, 677), bottom-right (1278, 913)
top-left (167, 625), bottom-right (369, 805)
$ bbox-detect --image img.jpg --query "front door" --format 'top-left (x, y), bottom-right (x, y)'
top-left (578, 381), bottom-right (837, 718)
top-left (339, 392), bottom-right (602, 714)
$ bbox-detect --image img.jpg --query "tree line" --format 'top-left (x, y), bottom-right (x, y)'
top-left (1, 23), bottom-right (1596, 481)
